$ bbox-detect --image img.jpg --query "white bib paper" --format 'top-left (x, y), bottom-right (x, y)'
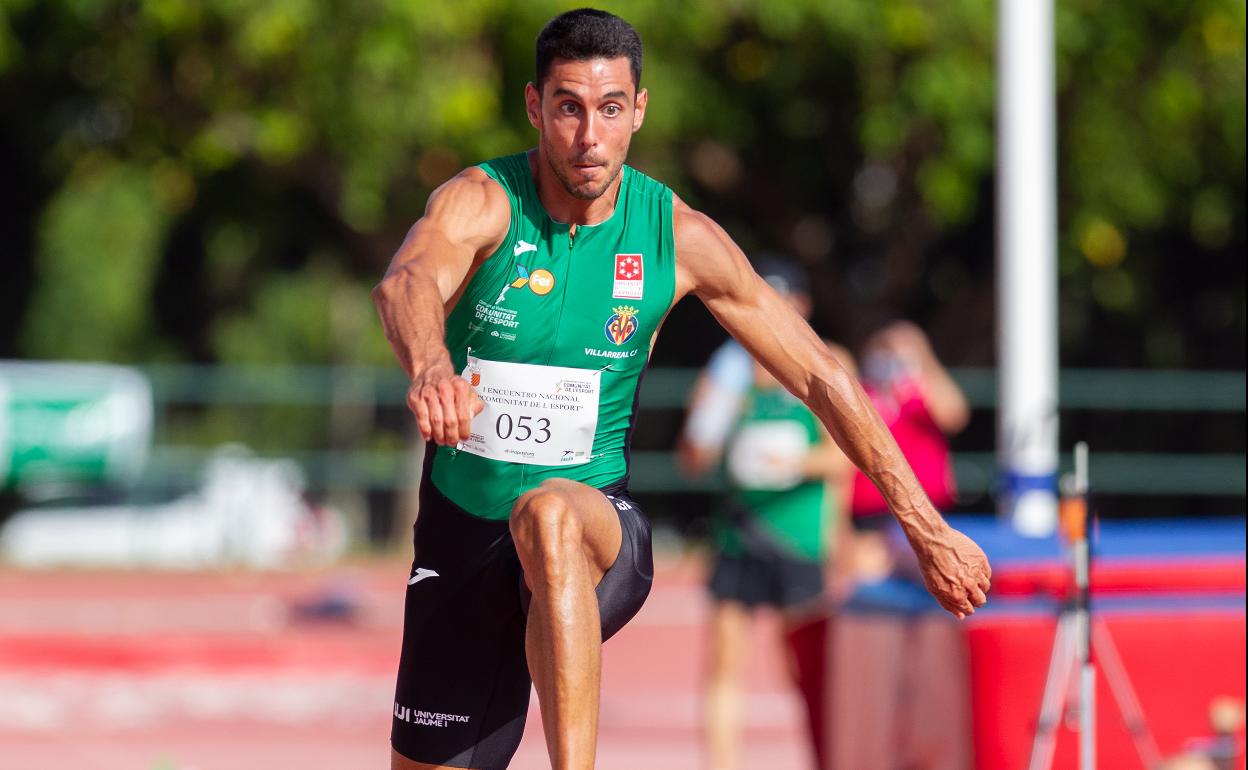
top-left (726, 420), bottom-right (808, 490)
top-left (457, 355), bottom-right (601, 466)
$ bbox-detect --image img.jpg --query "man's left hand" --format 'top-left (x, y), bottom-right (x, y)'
top-left (913, 527), bottom-right (992, 619)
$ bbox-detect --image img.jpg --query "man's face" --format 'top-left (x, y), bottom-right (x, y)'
top-left (526, 57), bottom-right (647, 201)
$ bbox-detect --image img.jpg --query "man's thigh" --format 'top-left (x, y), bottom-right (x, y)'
top-left (515, 478), bottom-right (654, 642)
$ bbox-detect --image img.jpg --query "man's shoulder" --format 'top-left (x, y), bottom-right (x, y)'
top-left (432, 166), bottom-right (510, 209)
top-left (670, 195), bottom-right (723, 253)
top-left (422, 167), bottom-right (511, 241)
top-left (669, 194), bottom-right (755, 300)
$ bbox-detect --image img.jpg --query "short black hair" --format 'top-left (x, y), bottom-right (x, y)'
top-left (535, 9), bottom-right (642, 90)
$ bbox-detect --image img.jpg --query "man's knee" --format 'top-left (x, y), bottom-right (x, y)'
top-left (510, 484), bottom-right (584, 563)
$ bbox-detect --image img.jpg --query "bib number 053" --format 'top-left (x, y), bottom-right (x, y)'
top-left (494, 414), bottom-right (552, 444)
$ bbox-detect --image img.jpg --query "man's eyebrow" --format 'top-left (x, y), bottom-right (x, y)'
top-left (551, 88), bottom-right (630, 101)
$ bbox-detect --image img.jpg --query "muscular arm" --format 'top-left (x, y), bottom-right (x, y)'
top-left (372, 167), bottom-right (510, 444)
top-left (672, 198), bottom-right (991, 617)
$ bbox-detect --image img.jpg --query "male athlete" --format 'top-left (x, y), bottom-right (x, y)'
top-left (374, 9), bottom-right (992, 770)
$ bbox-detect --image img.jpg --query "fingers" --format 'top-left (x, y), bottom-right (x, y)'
top-left (425, 385), bottom-right (448, 444)
top-left (408, 376), bottom-right (482, 445)
top-left (949, 574), bottom-right (990, 619)
top-left (931, 576), bottom-right (990, 620)
top-left (438, 380), bottom-right (464, 443)
top-left (454, 388), bottom-right (474, 443)
top-left (452, 379), bottom-right (481, 443)
top-left (408, 388), bottom-right (432, 441)
top-left (938, 592), bottom-right (971, 620)
top-left (951, 593), bottom-right (976, 619)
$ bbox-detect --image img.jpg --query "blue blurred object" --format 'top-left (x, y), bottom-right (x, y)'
top-left (290, 581), bottom-right (362, 624)
top-left (946, 514), bottom-right (1247, 561)
top-left (843, 515), bottom-right (1246, 617)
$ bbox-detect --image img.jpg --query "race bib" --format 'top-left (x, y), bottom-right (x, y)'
top-left (457, 355), bottom-right (601, 466)
top-left (726, 420), bottom-right (809, 490)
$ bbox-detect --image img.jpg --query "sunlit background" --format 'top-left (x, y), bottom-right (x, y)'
top-left (0, 1), bottom-right (1243, 769)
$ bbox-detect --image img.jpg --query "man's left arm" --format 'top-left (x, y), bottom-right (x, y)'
top-left (671, 198), bottom-right (991, 618)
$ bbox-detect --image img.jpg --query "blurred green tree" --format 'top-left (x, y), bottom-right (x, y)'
top-left (0, 0), bottom-right (1242, 372)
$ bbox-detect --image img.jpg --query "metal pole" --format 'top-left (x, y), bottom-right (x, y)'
top-left (1092, 621), bottom-right (1163, 768)
top-left (1071, 443), bottom-right (1095, 769)
top-left (1027, 613), bottom-right (1075, 770)
top-left (997, 0), bottom-right (1060, 536)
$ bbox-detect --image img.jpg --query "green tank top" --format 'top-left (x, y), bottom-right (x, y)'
top-left (717, 384), bottom-right (833, 562)
top-left (430, 152), bottom-right (676, 519)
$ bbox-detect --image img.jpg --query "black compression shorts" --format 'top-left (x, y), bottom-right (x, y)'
top-left (391, 470), bottom-right (653, 769)
top-left (708, 548), bottom-right (823, 610)
top-left (707, 500), bottom-right (825, 612)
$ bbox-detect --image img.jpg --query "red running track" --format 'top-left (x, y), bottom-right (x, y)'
top-left (0, 554), bottom-right (813, 770)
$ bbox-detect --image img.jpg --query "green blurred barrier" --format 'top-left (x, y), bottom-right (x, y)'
top-left (143, 446), bottom-right (1246, 498)
top-left (136, 364), bottom-right (1245, 498)
top-left (1, 362), bottom-right (153, 490)
top-left (143, 365), bottom-right (1247, 412)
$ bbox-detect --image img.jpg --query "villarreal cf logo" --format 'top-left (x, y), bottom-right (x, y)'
top-left (604, 305), bottom-right (640, 346)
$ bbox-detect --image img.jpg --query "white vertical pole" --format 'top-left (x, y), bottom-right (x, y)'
top-left (998, 0), bottom-right (1059, 536)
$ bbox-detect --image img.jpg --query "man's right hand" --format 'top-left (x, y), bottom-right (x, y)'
top-left (407, 365), bottom-right (484, 446)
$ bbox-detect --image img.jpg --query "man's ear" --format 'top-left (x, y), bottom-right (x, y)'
top-left (525, 82), bottom-right (542, 131)
top-left (632, 87), bottom-right (648, 133)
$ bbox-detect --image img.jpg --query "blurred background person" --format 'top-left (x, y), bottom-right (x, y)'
top-left (848, 320), bottom-right (970, 581)
top-left (676, 255), bottom-right (856, 770)
top-left (703, 349), bottom-right (855, 770)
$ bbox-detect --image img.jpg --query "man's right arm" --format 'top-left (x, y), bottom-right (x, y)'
top-left (371, 167), bottom-right (510, 446)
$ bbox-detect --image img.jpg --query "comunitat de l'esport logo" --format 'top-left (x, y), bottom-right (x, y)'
top-left (604, 305), bottom-right (640, 346)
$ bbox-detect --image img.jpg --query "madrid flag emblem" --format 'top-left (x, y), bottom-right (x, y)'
top-left (613, 253), bottom-right (644, 300)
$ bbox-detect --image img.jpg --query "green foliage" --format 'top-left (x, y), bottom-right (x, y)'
top-left (1, 0), bottom-right (1243, 373)
top-left (211, 259), bottom-right (392, 365)
top-left (24, 156), bottom-right (169, 360)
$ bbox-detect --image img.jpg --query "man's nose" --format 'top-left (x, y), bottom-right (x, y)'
top-left (577, 113), bottom-right (599, 148)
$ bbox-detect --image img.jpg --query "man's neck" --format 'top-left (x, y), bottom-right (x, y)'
top-left (527, 148), bottom-right (622, 227)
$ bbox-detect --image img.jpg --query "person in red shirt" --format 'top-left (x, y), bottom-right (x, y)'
top-left (849, 321), bottom-right (970, 580)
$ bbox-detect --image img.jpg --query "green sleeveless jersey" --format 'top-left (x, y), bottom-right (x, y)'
top-left (430, 152), bottom-right (676, 520)
top-left (717, 384), bottom-right (834, 562)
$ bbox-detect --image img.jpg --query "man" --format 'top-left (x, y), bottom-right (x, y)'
top-left (373, 9), bottom-right (992, 770)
